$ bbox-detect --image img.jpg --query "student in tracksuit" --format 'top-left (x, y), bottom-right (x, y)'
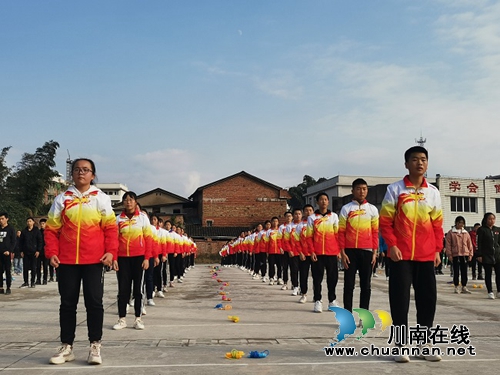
top-left (45, 158), bottom-right (118, 366)
top-left (380, 146), bottom-right (443, 363)
top-left (306, 193), bottom-right (341, 313)
top-left (112, 191), bottom-right (153, 331)
top-left (339, 178), bottom-right (379, 313)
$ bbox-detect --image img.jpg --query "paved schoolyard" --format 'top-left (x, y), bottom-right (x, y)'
top-left (0, 264), bottom-right (499, 374)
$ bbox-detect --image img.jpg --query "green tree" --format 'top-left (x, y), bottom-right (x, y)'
top-left (6, 140), bottom-right (60, 216)
top-left (287, 175), bottom-right (327, 209)
top-left (0, 146), bottom-right (11, 195)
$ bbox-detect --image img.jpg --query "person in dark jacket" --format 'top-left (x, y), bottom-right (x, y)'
top-left (476, 212), bottom-right (500, 299)
top-left (0, 212), bottom-right (16, 295)
top-left (19, 217), bottom-right (43, 288)
top-left (36, 218), bottom-right (50, 284)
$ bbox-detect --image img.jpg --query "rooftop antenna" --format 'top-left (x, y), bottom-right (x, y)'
top-left (415, 132), bottom-right (426, 148)
top-left (65, 150), bottom-right (73, 184)
top-left (415, 133), bottom-right (427, 177)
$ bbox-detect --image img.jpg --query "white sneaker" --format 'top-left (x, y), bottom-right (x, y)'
top-left (328, 300), bottom-right (339, 309)
top-left (162, 286), bottom-right (168, 293)
top-left (113, 318), bottom-right (127, 330)
top-left (291, 287), bottom-right (299, 296)
top-left (252, 274), bottom-right (260, 280)
top-left (394, 346), bottom-right (410, 363)
top-left (169, 281), bottom-right (175, 287)
top-left (417, 343), bottom-right (442, 361)
top-left (134, 317), bottom-right (145, 330)
top-left (156, 291), bottom-right (165, 298)
top-left (126, 303), bottom-right (130, 314)
top-left (178, 278), bottom-right (183, 283)
top-left (314, 300), bottom-right (323, 313)
top-left (87, 341), bottom-right (102, 365)
top-left (454, 286), bottom-right (461, 294)
top-left (281, 284), bottom-right (288, 290)
top-left (180, 276), bottom-right (184, 280)
top-left (273, 276), bottom-right (277, 281)
top-left (147, 299), bottom-right (155, 306)
top-left (278, 278), bottom-right (284, 285)
top-left (142, 306), bottom-right (147, 315)
top-left (262, 276), bottom-right (268, 282)
top-left (461, 286), bottom-right (471, 294)
top-left (299, 295), bottom-right (307, 304)
top-left (49, 344), bottom-right (75, 364)
top-left (488, 292), bottom-right (495, 299)
top-left (372, 273), bottom-right (378, 278)
top-left (269, 280), bottom-right (274, 286)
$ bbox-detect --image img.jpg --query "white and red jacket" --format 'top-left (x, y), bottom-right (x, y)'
top-left (45, 185), bottom-right (118, 265)
top-left (117, 210), bottom-right (153, 259)
top-left (338, 200), bottom-right (379, 250)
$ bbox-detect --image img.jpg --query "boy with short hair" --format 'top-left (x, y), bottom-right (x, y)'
top-left (306, 192), bottom-right (341, 313)
top-left (380, 146), bottom-right (444, 363)
top-left (339, 178), bottom-right (379, 313)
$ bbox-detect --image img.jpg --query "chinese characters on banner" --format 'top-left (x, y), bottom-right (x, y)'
top-left (448, 181), bottom-right (481, 194)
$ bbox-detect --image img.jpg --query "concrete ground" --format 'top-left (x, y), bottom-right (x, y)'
top-left (0, 264), bottom-right (499, 374)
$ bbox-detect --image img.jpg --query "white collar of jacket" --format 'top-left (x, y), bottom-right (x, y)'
top-left (452, 226), bottom-right (466, 234)
top-left (67, 185), bottom-right (100, 197)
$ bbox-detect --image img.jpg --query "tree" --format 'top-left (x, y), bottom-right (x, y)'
top-left (0, 146), bottom-right (11, 196)
top-left (287, 175), bottom-right (327, 209)
top-left (6, 140), bottom-right (60, 216)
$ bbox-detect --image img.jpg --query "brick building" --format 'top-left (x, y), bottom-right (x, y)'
top-left (187, 171), bottom-right (290, 261)
top-left (188, 171), bottom-right (290, 228)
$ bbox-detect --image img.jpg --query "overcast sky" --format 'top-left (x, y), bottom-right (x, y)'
top-left (2, 0), bottom-right (499, 197)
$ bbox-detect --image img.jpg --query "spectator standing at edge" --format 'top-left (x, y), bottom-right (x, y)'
top-left (0, 212), bottom-right (16, 295)
top-left (45, 158), bottom-right (118, 365)
top-left (445, 216), bottom-right (473, 294)
top-left (476, 212), bottom-right (500, 299)
top-left (19, 217), bottom-right (42, 288)
top-left (379, 146), bottom-right (443, 363)
top-left (469, 223), bottom-right (483, 280)
top-left (36, 218), bottom-right (49, 285)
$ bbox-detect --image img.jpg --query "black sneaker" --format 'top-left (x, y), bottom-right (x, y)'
top-left (49, 277), bottom-right (54, 282)
top-left (36, 280), bottom-right (42, 285)
top-left (478, 275), bottom-right (484, 280)
top-left (5, 288), bottom-right (11, 295)
top-left (30, 283), bottom-right (36, 288)
top-left (20, 282), bottom-right (29, 288)
top-left (43, 280), bottom-right (48, 285)
top-left (0, 288), bottom-right (4, 294)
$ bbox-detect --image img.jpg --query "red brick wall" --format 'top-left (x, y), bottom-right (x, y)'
top-left (201, 175), bottom-right (288, 228)
top-left (195, 239), bottom-right (227, 261)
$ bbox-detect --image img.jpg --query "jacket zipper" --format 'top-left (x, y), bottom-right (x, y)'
top-left (355, 203), bottom-right (360, 248)
top-left (411, 189), bottom-right (418, 260)
top-left (126, 218), bottom-right (131, 257)
top-left (76, 199), bottom-right (82, 264)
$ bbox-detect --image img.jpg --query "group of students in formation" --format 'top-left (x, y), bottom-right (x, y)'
top-left (220, 146), bottom-right (500, 363)
top-left (219, 179), bottom-right (379, 314)
top-left (0, 158), bottom-right (197, 366)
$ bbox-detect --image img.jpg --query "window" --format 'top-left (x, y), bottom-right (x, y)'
top-left (450, 196), bottom-right (477, 213)
top-left (496, 198), bottom-right (500, 214)
top-left (206, 220), bottom-right (213, 227)
top-left (173, 209), bottom-right (181, 214)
